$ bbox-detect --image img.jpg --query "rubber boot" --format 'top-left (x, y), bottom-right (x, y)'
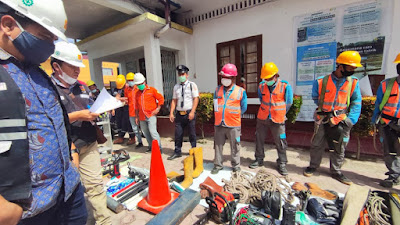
top-left (190, 147), bottom-right (204, 178)
top-left (180, 155), bottom-right (194, 189)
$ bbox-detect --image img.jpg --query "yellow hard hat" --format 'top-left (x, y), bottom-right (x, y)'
top-left (261, 62), bottom-right (279, 79)
top-left (336, 51), bottom-right (363, 67)
top-left (126, 72), bottom-right (135, 81)
top-left (86, 80), bottom-right (95, 87)
top-left (116, 75), bottom-right (126, 89)
top-left (393, 53), bottom-right (400, 64)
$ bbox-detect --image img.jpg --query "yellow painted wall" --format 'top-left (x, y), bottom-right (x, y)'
top-left (40, 57), bottom-right (120, 87)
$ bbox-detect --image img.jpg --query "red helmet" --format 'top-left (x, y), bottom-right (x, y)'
top-left (219, 63), bottom-right (237, 77)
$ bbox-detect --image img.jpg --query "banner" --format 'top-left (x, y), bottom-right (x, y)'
top-left (293, 0), bottom-right (393, 121)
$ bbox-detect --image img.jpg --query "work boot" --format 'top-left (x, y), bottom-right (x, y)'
top-left (190, 147), bottom-right (204, 178)
top-left (126, 137), bottom-right (135, 145)
top-left (113, 137), bottom-right (124, 144)
top-left (136, 143), bottom-right (143, 148)
top-left (211, 166), bottom-right (223, 175)
top-left (303, 167), bottom-right (316, 177)
top-left (331, 172), bottom-right (353, 185)
top-left (145, 147), bottom-right (151, 153)
top-left (379, 176), bottom-right (400, 188)
top-left (278, 164), bottom-right (288, 176)
top-left (249, 160), bottom-right (263, 169)
top-left (232, 167), bottom-right (241, 172)
top-left (167, 153), bottom-right (182, 160)
top-left (180, 155), bottom-right (194, 189)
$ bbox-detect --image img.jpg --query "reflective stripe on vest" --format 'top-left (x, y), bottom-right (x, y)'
top-left (214, 85), bottom-right (243, 127)
top-left (257, 80), bottom-right (287, 123)
top-left (0, 119), bottom-right (26, 128)
top-left (0, 132), bottom-right (27, 141)
top-left (381, 79), bottom-right (400, 124)
top-left (317, 75), bottom-right (356, 125)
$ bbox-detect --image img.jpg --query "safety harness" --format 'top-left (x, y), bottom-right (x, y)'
top-left (378, 77), bottom-right (397, 123)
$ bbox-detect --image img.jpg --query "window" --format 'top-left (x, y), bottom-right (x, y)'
top-left (102, 68), bottom-right (113, 76)
top-left (216, 35), bottom-right (262, 97)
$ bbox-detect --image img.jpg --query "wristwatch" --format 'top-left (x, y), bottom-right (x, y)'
top-left (71, 148), bottom-right (80, 154)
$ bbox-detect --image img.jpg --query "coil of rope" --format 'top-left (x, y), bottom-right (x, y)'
top-left (222, 168), bottom-right (294, 204)
top-left (366, 192), bottom-right (390, 225)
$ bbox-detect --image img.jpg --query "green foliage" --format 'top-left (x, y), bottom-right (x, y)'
top-left (352, 97), bottom-right (376, 137)
top-left (286, 95), bottom-right (303, 123)
top-left (197, 93), bottom-right (214, 138)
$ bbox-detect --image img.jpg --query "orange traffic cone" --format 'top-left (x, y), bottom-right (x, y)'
top-left (138, 140), bottom-right (179, 214)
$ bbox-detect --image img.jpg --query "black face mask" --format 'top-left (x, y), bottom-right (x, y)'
top-left (342, 65), bottom-right (355, 77)
top-left (397, 64), bottom-right (400, 75)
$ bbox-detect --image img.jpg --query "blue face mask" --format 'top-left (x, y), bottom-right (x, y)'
top-left (128, 81), bottom-right (135, 87)
top-left (266, 80), bottom-right (275, 86)
top-left (10, 22), bottom-right (55, 65)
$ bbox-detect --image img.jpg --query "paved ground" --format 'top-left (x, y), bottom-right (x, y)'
top-left (90, 136), bottom-right (399, 225)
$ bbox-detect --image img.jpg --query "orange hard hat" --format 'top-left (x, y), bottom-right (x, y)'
top-left (336, 51), bottom-right (363, 67)
top-left (393, 53), bottom-right (400, 64)
top-left (261, 62), bottom-right (279, 79)
top-left (116, 74), bottom-right (126, 89)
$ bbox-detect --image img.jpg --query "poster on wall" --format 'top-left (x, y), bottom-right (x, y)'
top-left (293, 0), bottom-right (393, 121)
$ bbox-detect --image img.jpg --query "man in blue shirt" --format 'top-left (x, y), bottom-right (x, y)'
top-left (0, 1), bottom-right (86, 224)
top-left (249, 62), bottom-right (293, 176)
top-left (212, 63), bottom-right (247, 174)
top-left (303, 51), bottom-right (362, 185)
top-left (371, 53), bottom-right (400, 188)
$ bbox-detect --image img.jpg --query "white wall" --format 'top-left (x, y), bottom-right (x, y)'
top-left (190, 0), bottom-right (400, 100)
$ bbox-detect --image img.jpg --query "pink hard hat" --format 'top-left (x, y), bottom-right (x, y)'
top-left (219, 63), bottom-right (238, 77)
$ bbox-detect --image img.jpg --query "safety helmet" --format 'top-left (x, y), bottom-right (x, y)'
top-left (393, 53), bottom-right (400, 64)
top-left (51, 41), bottom-right (85, 68)
top-left (336, 51), bottom-right (363, 67)
top-left (261, 62), bottom-right (279, 79)
top-left (176, 65), bottom-right (189, 74)
top-left (219, 63), bottom-right (237, 77)
top-left (126, 72), bottom-right (135, 81)
top-left (116, 74), bottom-right (126, 89)
top-left (86, 80), bottom-right (95, 87)
top-left (0, 0), bottom-right (68, 41)
top-left (133, 72), bottom-right (145, 85)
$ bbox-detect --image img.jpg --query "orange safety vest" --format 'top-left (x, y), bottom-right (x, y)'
top-left (317, 75), bottom-right (357, 125)
top-left (257, 79), bottom-right (287, 123)
top-left (214, 85), bottom-right (244, 127)
top-left (381, 79), bottom-right (400, 124)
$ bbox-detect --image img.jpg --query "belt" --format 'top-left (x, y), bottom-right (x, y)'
top-left (381, 113), bottom-right (400, 123)
top-left (178, 110), bottom-right (191, 116)
top-left (316, 109), bottom-right (347, 117)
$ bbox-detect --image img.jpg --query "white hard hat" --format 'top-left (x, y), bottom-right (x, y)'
top-left (134, 72), bottom-right (145, 84)
top-left (52, 41), bottom-right (85, 68)
top-left (1, 0), bottom-right (68, 41)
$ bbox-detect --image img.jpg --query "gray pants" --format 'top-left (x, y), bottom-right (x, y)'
top-left (309, 119), bottom-right (352, 174)
top-left (255, 119), bottom-right (288, 165)
top-left (129, 117), bottom-right (143, 144)
top-left (214, 126), bottom-right (241, 168)
top-left (378, 124), bottom-right (400, 179)
top-left (139, 116), bottom-right (161, 149)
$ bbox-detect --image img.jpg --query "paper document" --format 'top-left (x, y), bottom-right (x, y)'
top-left (89, 88), bottom-right (124, 114)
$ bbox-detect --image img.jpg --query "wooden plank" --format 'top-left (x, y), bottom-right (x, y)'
top-left (146, 189), bottom-right (200, 225)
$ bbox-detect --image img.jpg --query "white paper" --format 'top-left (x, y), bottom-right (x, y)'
top-left (89, 88), bottom-right (124, 114)
top-left (213, 99), bottom-right (218, 112)
top-left (0, 141), bottom-right (12, 154)
top-left (359, 75), bottom-right (373, 96)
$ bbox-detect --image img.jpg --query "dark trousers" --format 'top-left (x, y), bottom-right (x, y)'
top-left (19, 183), bottom-right (87, 225)
top-left (115, 106), bottom-right (134, 138)
top-left (174, 112), bottom-right (196, 154)
top-left (379, 124), bottom-right (400, 179)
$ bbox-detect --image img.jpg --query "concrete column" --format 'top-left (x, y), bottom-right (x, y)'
top-left (88, 56), bottom-right (104, 89)
top-left (144, 33), bottom-right (164, 95)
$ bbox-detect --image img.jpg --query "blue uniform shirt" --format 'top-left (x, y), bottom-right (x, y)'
top-left (312, 73), bottom-right (362, 125)
top-left (5, 62), bottom-right (80, 218)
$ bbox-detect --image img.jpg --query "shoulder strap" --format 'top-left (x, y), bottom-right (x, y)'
top-left (346, 76), bottom-right (353, 108)
top-left (380, 77), bottom-right (397, 111)
top-left (318, 75), bottom-right (330, 111)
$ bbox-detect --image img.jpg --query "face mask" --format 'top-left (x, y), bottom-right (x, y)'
top-left (128, 81), bottom-right (135, 87)
top-left (91, 89), bottom-right (98, 94)
top-left (397, 64), bottom-right (400, 75)
top-left (342, 66), bottom-right (355, 77)
top-left (56, 64), bottom-right (77, 85)
top-left (266, 80), bottom-right (275, 86)
top-left (221, 78), bottom-right (232, 87)
top-left (137, 84), bottom-right (145, 91)
top-left (10, 21), bottom-right (55, 65)
top-left (179, 75), bottom-right (187, 83)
